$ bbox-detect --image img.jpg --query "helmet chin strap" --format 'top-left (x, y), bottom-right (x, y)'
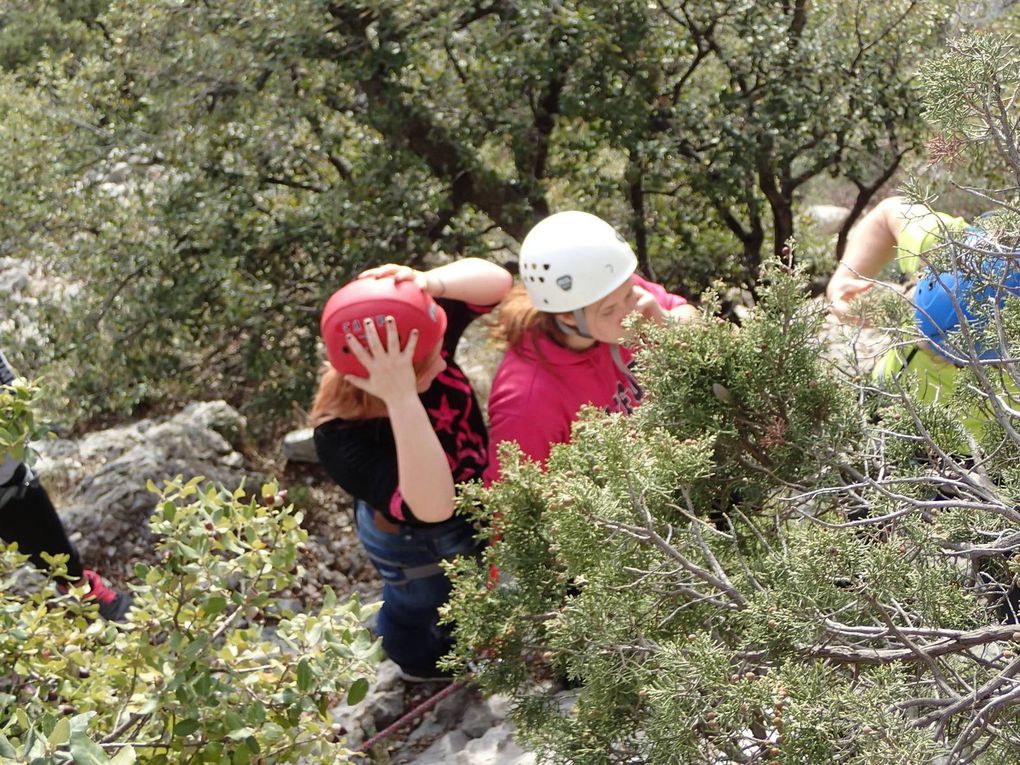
top-left (553, 314), bottom-right (641, 398)
top-left (555, 309), bottom-right (594, 339)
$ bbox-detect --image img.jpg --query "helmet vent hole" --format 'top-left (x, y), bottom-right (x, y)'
top-left (543, 264), bottom-right (550, 270)
top-left (538, 277), bottom-right (544, 283)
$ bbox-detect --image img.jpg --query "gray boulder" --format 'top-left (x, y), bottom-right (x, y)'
top-left (282, 427), bottom-right (318, 463)
top-left (805, 204), bottom-right (851, 236)
top-left (33, 400), bottom-right (254, 561)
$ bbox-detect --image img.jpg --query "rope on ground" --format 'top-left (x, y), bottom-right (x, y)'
top-left (356, 678), bottom-right (469, 754)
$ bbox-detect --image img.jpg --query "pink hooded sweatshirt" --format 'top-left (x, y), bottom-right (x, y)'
top-left (483, 274), bottom-right (687, 484)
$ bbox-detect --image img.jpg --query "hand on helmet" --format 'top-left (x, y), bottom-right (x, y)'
top-left (357, 264), bottom-right (436, 294)
top-left (342, 315), bottom-right (420, 404)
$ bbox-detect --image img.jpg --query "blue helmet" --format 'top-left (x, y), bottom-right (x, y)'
top-left (913, 222), bottom-right (1020, 361)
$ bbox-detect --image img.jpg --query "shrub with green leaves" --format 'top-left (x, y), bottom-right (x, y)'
top-left (0, 377), bottom-right (46, 465)
top-left (443, 256), bottom-right (1020, 763)
top-left (0, 476), bottom-right (380, 765)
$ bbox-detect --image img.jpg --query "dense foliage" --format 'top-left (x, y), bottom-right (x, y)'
top-left (3, 2), bottom-right (1020, 763)
top-left (443, 31), bottom-right (1020, 764)
top-left (0, 0), bottom-right (952, 426)
top-left (0, 475), bottom-right (379, 764)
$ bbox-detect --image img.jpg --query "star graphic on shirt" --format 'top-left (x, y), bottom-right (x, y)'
top-left (428, 394), bottom-right (458, 434)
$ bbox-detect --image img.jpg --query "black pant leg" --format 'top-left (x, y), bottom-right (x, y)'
top-left (0, 476), bottom-right (83, 580)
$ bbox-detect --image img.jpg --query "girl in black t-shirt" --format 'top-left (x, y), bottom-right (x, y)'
top-left (310, 260), bottom-right (511, 679)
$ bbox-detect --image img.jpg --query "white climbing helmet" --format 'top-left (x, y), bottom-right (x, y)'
top-left (519, 211), bottom-right (638, 313)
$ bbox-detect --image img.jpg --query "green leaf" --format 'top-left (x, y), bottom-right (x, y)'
top-left (0, 734), bottom-right (17, 757)
top-left (109, 746), bottom-right (136, 765)
top-left (69, 712), bottom-right (97, 735)
top-left (223, 711), bottom-right (244, 732)
top-left (347, 677), bottom-right (370, 706)
top-left (172, 719), bottom-right (200, 738)
top-left (70, 730), bottom-right (112, 765)
top-left (246, 701), bottom-right (266, 725)
top-left (322, 586), bottom-right (337, 610)
top-left (48, 717), bottom-right (71, 747)
top-left (204, 595), bottom-right (227, 616)
top-left (296, 659), bottom-right (313, 692)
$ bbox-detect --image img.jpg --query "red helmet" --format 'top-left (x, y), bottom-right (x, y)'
top-left (320, 277), bottom-right (448, 377)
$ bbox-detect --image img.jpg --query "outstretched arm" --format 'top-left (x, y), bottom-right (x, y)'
top-left (827, 196), bottom-right (943, 321)
top-left (358, 258), bottom-right (513, 307)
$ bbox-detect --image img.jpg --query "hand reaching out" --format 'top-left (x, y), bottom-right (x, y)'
top-left (827, 271), bottom-right (874, 323)
top-left (633, 285), bottom-right (667, 323)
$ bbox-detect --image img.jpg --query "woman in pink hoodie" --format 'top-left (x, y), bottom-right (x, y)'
top-left (484, 211), bottom-right (698, 483)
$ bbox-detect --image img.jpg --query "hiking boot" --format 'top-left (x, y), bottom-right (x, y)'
top-left (58, 569), bottom-right (133, 622)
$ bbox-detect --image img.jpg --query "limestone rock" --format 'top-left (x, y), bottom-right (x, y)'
top-left (32, 401), bottom-right (255, 563)
top-left (283, 427), bottom-right (318, 463)
top-left (805, 204), bottom-right (851, 236)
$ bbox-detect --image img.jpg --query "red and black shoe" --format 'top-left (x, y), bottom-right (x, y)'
top-left (58, 569), bottom-right (133, 622)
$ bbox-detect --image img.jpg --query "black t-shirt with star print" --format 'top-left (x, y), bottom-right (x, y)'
top-left (314, 298), bottom-right (491, 525)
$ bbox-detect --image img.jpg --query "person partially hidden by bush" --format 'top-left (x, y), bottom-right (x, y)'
top-left (0, 346), bottom-right (131, 621)
top-left (827, 196), bottom-right (1020, 620)
top-left (484, 210), bottom-right (698, 484)
top-left (827, 195), bottom-right (1020, 436)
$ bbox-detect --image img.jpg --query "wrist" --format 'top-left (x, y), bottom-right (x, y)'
top-left (827, 270), bottom-right (853, 292)
top-left (427, 273), bottom-right (447, 298)
top-left (383, 389), bottom-right (424, 411)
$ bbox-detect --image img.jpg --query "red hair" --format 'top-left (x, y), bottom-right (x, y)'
top-left (309, 363), bottom-right (387, 426)
top-left (494, 284), bottom-right (568, 351)
top-left (309, 344), bottom-right (442, 426)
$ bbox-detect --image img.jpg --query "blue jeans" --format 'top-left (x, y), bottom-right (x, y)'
top-left (354, 499), bottom-right (484, 676)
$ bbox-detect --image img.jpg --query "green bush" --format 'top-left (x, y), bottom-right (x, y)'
top-left (442, 30), bottom-right (1020, 756)
top-left (0, 476), bottom-right (380, 765)
top-left (443, 256), bottom-right (1020, 762)
top-left (0, 0), bottom-right (954, 427)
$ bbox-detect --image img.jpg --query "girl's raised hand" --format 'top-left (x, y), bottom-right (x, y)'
top-left (357, 264), bottom-right (428, 291)
top-left (633, 284), bottom-right (667, 323)
top-left (343, 315), bottom-right (420, 405)
top-left (826, 273), bottom-right (874, 323)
